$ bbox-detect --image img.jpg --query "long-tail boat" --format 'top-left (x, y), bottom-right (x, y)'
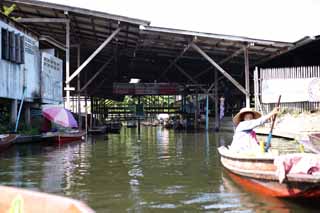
top-left (218, 146), bottom-right (320, 198)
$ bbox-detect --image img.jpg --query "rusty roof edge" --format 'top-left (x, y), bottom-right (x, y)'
top-left (5, 0), bottom-right (151, 26)
top-left (140, 25), bottom-right (294, 48)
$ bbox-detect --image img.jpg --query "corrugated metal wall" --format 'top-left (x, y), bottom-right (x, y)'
top-left (259, 66), bottom-right (320, 113)
top-left (0, 19), bottom-right (40, 102)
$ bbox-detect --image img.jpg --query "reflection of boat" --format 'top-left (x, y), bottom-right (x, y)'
top-left (218, 146), bottom-right (320, 198)
top-left (0, 134), bottom-right (16, 151)
top-left (56, 130), bottom-right (86, 143)
top-left (88, 126), bottom-right (107, 134)
top-left (0, 185), bottom-right (94, 212)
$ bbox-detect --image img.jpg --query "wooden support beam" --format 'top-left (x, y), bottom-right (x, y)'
top-left (66, 27), bottom-right (121, 84)
top-left (159, 42), bottom-right (191, 79)
top-left (191, 43), bottom-right (248, 95)
top-left (80, 57), bottom-right (113, 93)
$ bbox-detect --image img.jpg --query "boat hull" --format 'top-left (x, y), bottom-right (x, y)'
top-left (218, 146), bottom-right (320, 198)
top-left (309, 133), bottom-right (320, 152)
top-left (0, 185), bottom-right (94, 213)
top-left (55, 131), bottom-right (86, 144)
top-left (0, 134), bottom-right (16, 152)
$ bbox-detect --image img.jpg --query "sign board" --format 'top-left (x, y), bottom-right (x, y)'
top-left (261, 78), bottom-right (320, 103)
top-left (113, 83), bottom-right (181, 95)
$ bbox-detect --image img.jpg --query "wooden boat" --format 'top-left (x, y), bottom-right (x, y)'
top-left (55, 130), bottom-right (86, 143)
top-left (309, 133), bottom-right (320, 152)
top-left (218, 146), bottom-right (320, 198)
top-left (0, 185), bottom-right (94, 213)
top-left (0, 134), bottom-right (16, 151)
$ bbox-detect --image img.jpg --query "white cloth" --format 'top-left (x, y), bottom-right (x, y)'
top-left (230, 116), bottom-right (268, 153)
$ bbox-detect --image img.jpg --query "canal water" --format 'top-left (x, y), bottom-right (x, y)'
top-left (0, 127), bottom-right (319, 212)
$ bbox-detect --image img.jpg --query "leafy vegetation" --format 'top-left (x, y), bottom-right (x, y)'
top-left (1, 4), bottom-right (20, 21)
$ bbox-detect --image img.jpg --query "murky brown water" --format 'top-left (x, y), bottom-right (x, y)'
top-left (0, 127), bottom-right (319, 212)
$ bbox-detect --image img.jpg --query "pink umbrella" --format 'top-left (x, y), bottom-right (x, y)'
top-left (42, 107), bottom-right (78, 128)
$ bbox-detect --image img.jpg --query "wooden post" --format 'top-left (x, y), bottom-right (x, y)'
top-left (10, 99), bottom-right (17, 126)
top-left (195, 92), bottom-right (199, 130)
top-left (205, 95), bottom-right (209, 131)
top-left (214, 69), bottom-right (219, 131)
top-left (24, 103), bottom-right (31, 126)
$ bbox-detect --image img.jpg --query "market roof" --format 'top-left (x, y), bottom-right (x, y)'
top-left (2, 0), bottom-right (297, 99)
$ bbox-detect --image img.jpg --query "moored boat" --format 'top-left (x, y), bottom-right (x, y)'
top-left (309, 133), bottom-right (320, 152)
top-left (0, 134), bottom-right (17, 152)
top-left (0, 185), bottom-right (94, 213)
top-left (55, 130), bottom-right (86, 143)
top-left (218, 146), bottom-right (320, 198)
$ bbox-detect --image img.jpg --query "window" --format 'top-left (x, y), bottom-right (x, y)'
top-left (1, 28), bottom-right (25, 64)
top-left (1, 28), bottom-right (9, 60)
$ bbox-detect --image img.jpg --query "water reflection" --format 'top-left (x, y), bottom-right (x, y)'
top-left (0, 129), bottom-right (319, 212)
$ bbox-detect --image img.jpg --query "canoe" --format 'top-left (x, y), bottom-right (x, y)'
top-left (218, 146), bottom-right (320, 198)
top-left (55, 130), bottom-right (86, 144)
top-left (0, 185), bottom-right (94, 213)
top-left (0, 134), bottom-right (16, 151)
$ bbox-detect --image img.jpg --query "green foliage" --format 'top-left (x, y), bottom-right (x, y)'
top-left (1, 4), bottom-right (20, 21)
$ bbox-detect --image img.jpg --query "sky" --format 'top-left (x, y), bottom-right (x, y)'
top-left (39, 0), bottom-right (320, 42)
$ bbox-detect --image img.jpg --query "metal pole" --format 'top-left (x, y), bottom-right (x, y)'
top-left (77, 46), bottom-right (82, 129)
top-left (205, 95), bottom-right (209, 131)
top-left (244, 47), bottom-right (250, 107)
top-left (254, 67), bottom-right (259, 111)
top-left (65, 21), bottom-right (70, 109)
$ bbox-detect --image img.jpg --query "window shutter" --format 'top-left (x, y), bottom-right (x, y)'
top-left (15, 34), bottom-right (21, 63)
top-left (9, 31), bottom-right (16, 62)
top-left (1, 28), bottom-right (10, 60)
top-left (20, 36), bottom-right (24, 64)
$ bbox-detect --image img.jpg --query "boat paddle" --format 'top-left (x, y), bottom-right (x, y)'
top-left (265, 95), bottom-right (281, 152)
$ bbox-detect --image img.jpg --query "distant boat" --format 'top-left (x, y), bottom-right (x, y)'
top-left (218, 146), bottom-right (320, 198)
top-left (0, 134), bottom-right (16, 152)
top-left (0, 185), bottom-right (94, 212)
top-left (88, 126), bottom-right (107, 135)
top-left (126, 120), bottom-right (137, 128)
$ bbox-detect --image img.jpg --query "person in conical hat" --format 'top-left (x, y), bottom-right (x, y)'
top-left (229, 107), bottom-right (279, 153)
